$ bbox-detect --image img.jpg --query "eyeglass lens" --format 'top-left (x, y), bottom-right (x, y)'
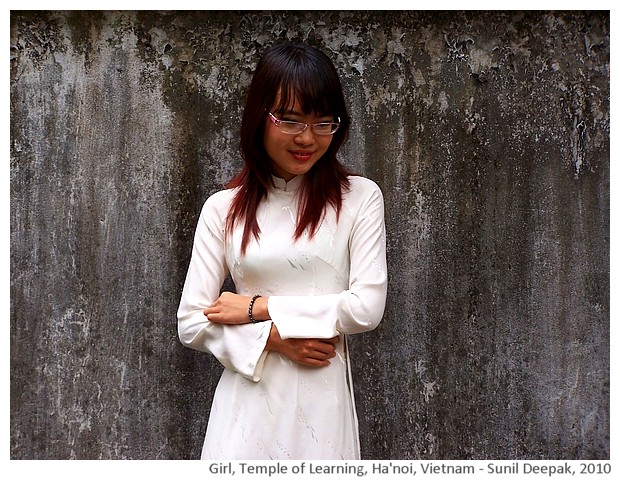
top-left (269, 113), bottom-right (339, 135)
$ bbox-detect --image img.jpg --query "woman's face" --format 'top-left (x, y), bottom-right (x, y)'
top-left (263, 96), bottom-right (334, 182)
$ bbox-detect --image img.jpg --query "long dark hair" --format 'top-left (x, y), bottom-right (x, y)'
top-left (226, 42), bottom-right (352, 253)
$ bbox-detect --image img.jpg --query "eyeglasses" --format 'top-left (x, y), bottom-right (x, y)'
top-left (268, 112), bottom-right (340, 135)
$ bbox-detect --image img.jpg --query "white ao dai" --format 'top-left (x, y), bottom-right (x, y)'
top-left (177, 175), bottom-right (387, 459)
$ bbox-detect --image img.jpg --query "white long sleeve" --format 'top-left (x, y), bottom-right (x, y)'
top-left (177, 189), bottom-right (272, 382)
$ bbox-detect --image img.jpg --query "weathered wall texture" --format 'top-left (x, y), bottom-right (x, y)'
top-left (10, 11), bottom-right (609, 460)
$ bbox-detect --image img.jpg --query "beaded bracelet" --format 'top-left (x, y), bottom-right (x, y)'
top-left (248, 294), bottom-right (262, 323)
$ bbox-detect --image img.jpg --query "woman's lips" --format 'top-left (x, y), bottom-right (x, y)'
top-left (290, 151), bottom-right (313, 161)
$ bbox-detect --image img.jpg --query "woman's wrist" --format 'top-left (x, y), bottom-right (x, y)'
top-left (249, 295), bottom-right (270, 322)
top-left (265, 323), bottom-right (281, 353)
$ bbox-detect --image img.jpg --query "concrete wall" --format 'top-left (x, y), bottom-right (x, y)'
top-left (10, 11), bottom-right (609, 460)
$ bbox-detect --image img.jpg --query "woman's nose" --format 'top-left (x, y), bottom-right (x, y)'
top-left (294, 126), bottom-right (315, 144)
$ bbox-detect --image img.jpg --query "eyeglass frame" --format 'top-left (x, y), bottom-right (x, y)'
top-left (267, 112), bottom-right (341, 136)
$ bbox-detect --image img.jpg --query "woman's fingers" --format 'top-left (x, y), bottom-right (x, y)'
top-left (265, 324), bottom-right (341, 368)
top-left (325, 335), bottom-right (340, 346)
top-left (294, 338), bottom-right (340, 366)
top-left (311, 340), bottom-right (338, 357)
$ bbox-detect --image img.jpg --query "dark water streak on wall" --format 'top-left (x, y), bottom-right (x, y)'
top-left (10, 11), bottom-right (609, 459)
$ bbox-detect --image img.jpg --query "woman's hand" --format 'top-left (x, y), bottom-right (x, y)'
top-left (265, 324), bottom-right (339, 368)
top-left (204, 292), bottom-right (269, 324)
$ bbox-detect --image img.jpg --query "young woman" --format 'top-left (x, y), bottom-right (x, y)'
top-left (177, 42), bottom-right (387, 460)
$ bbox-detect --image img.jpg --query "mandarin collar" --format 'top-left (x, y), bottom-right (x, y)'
top-left (271, 175), bottom-right (303, 192)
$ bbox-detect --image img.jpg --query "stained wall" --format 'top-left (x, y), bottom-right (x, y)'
top-left (10, 11), bottom-right (609, 459)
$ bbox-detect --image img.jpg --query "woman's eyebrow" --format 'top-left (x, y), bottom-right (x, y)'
top-left (280, 109), bottom-right (305, 117)
top-left (281, 110), bottom-right (333, 120)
